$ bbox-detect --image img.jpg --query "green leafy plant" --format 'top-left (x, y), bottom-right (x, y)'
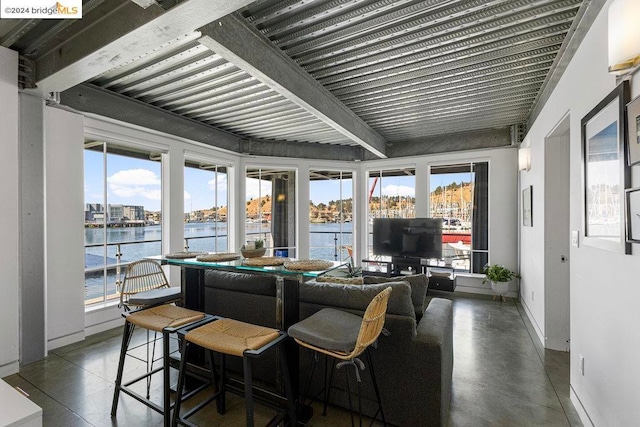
top-left (482, 264), bottom-right (520, 283)
top-left (344, 257), bottom-right (362, 277)
top-left (241, 239), bottom-right (264, 250)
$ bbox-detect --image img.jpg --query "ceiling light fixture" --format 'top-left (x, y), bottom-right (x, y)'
top-left (608, 0), bottom-right (640, 74)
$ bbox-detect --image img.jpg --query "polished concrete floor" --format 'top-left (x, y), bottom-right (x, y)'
top-left (3, 293), bottom-right (582, 426)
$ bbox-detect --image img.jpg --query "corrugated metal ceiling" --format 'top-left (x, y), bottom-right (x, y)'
top-left (88, 32), bottom-right (354, 146)
top-left (0, 0), bottom-right (586, 155)
top-left (241, 0), bottom-right (581, 141)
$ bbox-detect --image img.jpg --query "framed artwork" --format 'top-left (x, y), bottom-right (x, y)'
top-left (626, 95), bottom-right (640, 166)
top-left (581, 81), bottom-right (631, 254)
top-left (522, 185), bottom-right (532, 227)
top-left (625, 187), bottom-right (640, 243)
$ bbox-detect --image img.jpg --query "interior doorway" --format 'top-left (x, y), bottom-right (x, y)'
top-left (544, 114), bottom-right (571, 351)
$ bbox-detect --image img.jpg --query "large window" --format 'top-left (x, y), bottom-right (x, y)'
top-left (309, 170), bottom-right (353, 261)
top-left (246, 168), bottom-right (296, 257)
top-left (84, 142), bottom-right (163, 306)
top-left (367, 168), bottom-right (416, 257)
top-left (429, 162), bottom-right (488, 273)
top-left (184, 161), bottom-right (229, 253)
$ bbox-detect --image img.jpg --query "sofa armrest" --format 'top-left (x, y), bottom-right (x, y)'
top-left (415, 297), bottom-right (453, 426)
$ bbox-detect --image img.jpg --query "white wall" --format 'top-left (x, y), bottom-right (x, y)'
top-left (0, 47), bottom-right (20, 376)
top-left (45, 108), bottom-right (86, 350)
top-left (521, 1), bottom-right (640, 424)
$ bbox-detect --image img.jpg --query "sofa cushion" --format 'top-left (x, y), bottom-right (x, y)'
top-left (204, 269), bottom-right (275, 296)
top-left (363, 274), bottom-right (429, 318)
top-left (300, 280), bottom-right (415, 319)
top-left (288, 308), bottom-right (362, 353)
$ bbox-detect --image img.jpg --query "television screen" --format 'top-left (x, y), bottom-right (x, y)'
top-left (372, 218), bottom-right (443, 259)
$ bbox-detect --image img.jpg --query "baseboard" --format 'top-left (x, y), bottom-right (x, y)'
top-left (570, 386), bottom-right (594, 427)
top-left (85, 302), bottom-right (123, 337)
top-left (520, 299), bottom-right (545, 347)
top-left (0, 360), bottom-right (19, 378)
top-left (453, 284), bottom-right (518, 299)
top-left (47, 330), bottom-right (85, 351)
top-left (85, 317), bottom-right (123, 337)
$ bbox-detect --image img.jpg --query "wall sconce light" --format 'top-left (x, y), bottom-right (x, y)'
top-left (608, 0), bottom-right (640, 74)
top-left (518, 147), bottom-right (531, 171)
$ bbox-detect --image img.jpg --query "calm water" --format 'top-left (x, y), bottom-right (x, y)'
top-left (84, 222), bottom-right (353, 301)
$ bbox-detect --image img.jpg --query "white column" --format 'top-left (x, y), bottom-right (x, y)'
top-left (297, 164), bottom-right (310, 259)
top-left (164, 147), bottom-right (185, 286)
top-left (19, 93), bottom-right (46, 363)
top-left (356, 163), bottom-right (369, 262)
top-left (0, 47), bottom-right (20, 376)
top-left (236, 158), bottom-right (247, 248)
top-left (44, 107), bottom-right (86, 350)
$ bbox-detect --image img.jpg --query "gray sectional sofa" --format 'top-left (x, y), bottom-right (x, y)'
top-left (202, 269), bottom-right (453, 426)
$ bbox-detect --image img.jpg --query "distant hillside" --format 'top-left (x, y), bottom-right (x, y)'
top-left (245, 195), bottom-right (272, 218)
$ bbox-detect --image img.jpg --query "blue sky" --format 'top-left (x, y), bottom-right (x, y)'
top-left (85, 151), bottom-right (471, 212)
top-left (430, 172), bottom-right (474, 192)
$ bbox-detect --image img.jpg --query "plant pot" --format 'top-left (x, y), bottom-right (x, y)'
top-left (491, 280), bottom-right (510, 302)
top-left (241, 247), bottom-right (266, 258)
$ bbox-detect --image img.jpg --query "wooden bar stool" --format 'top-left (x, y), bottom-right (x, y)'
top-left (111, 304), bottom-right (206, 427)
top-left (172, 317), bottom-right (297, 427)
top-left (288, 287), bottom-right (392, 427)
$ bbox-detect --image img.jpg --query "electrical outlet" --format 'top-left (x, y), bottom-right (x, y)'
top-left (531, 291), bottom-right (534, 301)
top-left (579, 354), bottom-right (585, 375)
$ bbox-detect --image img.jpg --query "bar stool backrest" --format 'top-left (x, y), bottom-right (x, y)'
top-left (351, 286), bottom-right (392, 359)
top-left (119, 259), bottom-right (171, 309)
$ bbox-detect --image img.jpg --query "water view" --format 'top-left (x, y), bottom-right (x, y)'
top-left (84, 222), bottom-right (353, 302)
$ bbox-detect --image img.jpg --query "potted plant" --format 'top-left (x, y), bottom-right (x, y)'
top-left (482, 264), bottom-right (520, 301)
top-left (241, 239), bottom-right (266, 258)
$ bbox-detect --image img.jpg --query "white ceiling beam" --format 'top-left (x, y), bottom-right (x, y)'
top-left (197, 13), bottom-right (387, 158)
top-left (34, 0), bottom-right (256, 94)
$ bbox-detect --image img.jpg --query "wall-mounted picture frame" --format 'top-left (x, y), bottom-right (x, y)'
top-left (581, 81), bottom-right (631, 254)
top-left (522, 185), bottom-right (532, 227)
top-left (626, 95), bottom-right (640, 166)
top-left (625, 187), bottom-right (640, 243)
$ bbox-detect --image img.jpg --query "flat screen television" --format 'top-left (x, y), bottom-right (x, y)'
top-left (372, 218), bottom-right (443, 260)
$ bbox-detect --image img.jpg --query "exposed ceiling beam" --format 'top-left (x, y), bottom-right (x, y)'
top-left (33, 0), bottom-right (256, 94)
top-left (197, 13), bottom-right (388, 159)
top-left (61, 84), bottom-right (241, 152)
top-left (60, 84), bottom-right (365, 161)
top-left (240, 139), bottom-right (365, 161)
top-left (386, 127), bottom-right (512, 157)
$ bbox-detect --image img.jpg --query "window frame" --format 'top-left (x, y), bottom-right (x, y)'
top-left (183, 156), bottom-right (232, 254)
top-left (308, 169), bottom-right (356, 261)
top-left (83, 140), bottom-right (166, 308)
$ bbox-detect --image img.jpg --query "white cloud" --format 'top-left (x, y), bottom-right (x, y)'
top-left (207, 173), bottom-right (228, 192)
top-left (107, 169), bottom-right (161, 201)
top-left (184, 191), bottom-right (191, 200)
top-left (381, 184), bottom-right (415, 197)
top-left (246, 178), bottom-right (272, 200)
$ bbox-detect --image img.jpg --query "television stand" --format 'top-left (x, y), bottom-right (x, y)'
top-left (361, 257), bottom-right (457, 292)
top-left (391, 256), bottom-right (423, 275)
